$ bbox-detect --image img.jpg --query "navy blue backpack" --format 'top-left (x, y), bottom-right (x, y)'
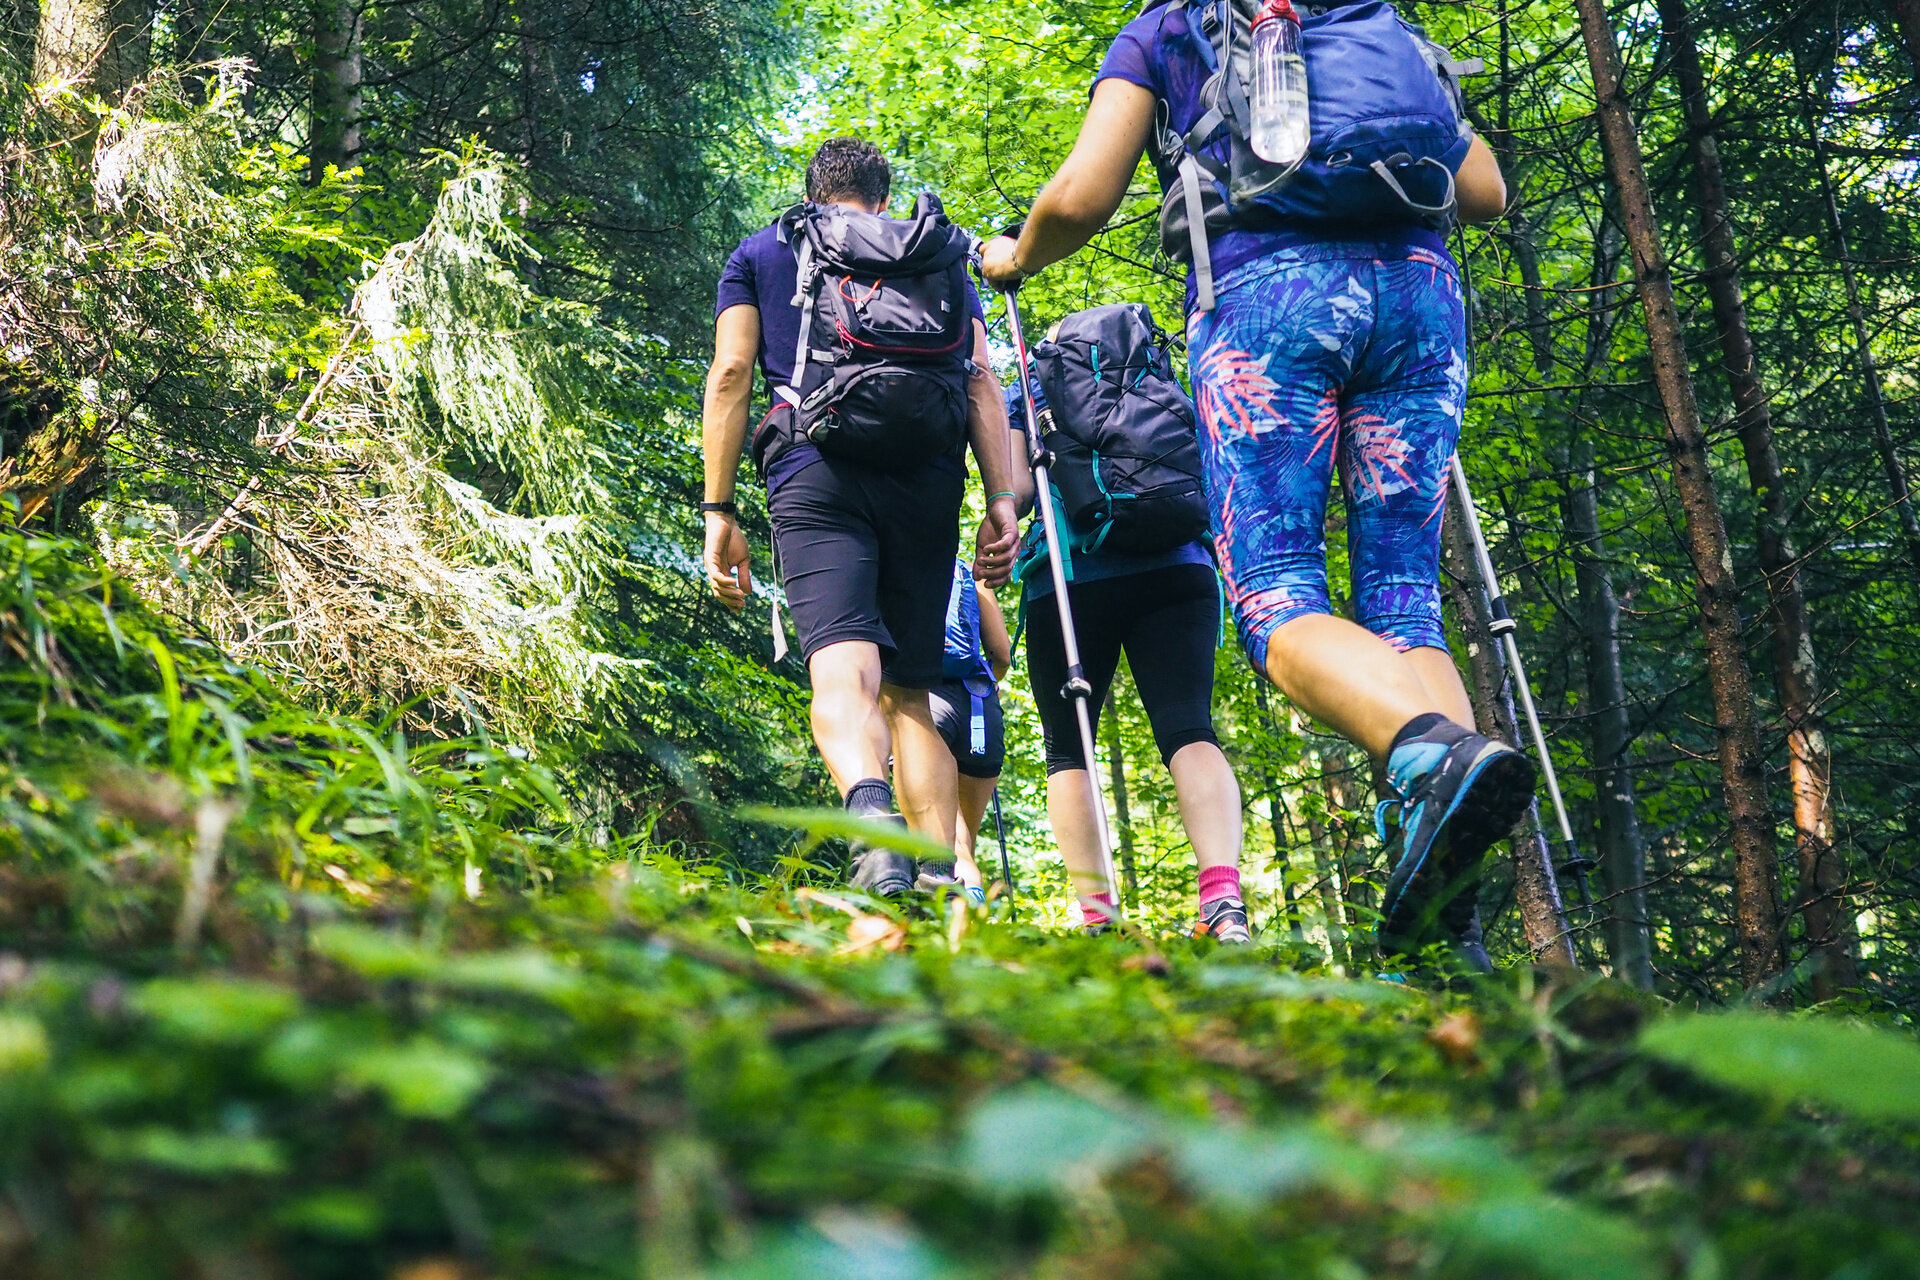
top-left (1145, 0), bottom-right (1481, 309)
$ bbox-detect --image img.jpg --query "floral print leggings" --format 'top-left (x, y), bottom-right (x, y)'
top-left (1187, 242), bottom-right (1469, 671)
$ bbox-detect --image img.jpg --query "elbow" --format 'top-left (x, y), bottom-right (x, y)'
top-left (706, 356), bottom-right (754, 397)
top-left (1457, 177), bottom-right (1508, 225)
top-left (1037, 173), bottom-right (1115, 237)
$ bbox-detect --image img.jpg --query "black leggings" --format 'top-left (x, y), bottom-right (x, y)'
top-left (1025, 563), bottom-right (1222, 775)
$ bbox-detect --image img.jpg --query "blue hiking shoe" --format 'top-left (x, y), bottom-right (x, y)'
top-left (1376, 722), bottom-right (1534, 957)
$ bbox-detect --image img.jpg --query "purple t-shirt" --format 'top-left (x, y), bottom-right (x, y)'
top-left (1095, 3), bottom-right (1449, 306)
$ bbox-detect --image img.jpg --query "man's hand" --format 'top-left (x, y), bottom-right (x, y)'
top-left (980, 236), bottom-right (1025, 293)
top-left (973, 494), bottom-right (1019, 589)
top-left (704, 512), bottom-right (752, 612)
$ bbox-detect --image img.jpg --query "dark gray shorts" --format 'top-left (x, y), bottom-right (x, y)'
top-left (928, 679), bottom-right (1005, 778)
top-left (768, 455), bottom-right (963, 689)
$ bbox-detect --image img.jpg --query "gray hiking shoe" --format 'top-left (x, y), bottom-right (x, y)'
top-left (847, 813), bottom-right (916, 898)
top-left (1196, 896), bottom-right (1253, 944)
top-left (850, 848), bottom-right (917, 897)
top-left (914, 861), bottom-right (959, 893)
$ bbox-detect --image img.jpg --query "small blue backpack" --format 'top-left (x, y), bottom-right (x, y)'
top-left (942, 559), bottom-right (993, 684)
top-left (1144, 0), bottom-right (1481, 309)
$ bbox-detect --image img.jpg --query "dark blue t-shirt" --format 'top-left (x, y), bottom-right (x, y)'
top-left (716, 217), bottom-right (988, 489)
top-left (1096, 4), bottom-right (1449, 308)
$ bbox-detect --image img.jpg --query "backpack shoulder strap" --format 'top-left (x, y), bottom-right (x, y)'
top-left (779, 207), bottom-right (824, 408)
top-left (1137, 0), bottom-right (1230, 312)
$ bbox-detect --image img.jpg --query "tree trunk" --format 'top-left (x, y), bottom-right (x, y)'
top-left (1304, 761), bottom-right (1350, 968)
top-left (1271, 797), bottom-right (1307, 943)
top-left (1489, 104), bottom-right (1653, 983)
top-left (1440, 495), bottom-right (1579, 968)
top-left (34, 0), bottom-right (147, 99)
top-left (1252, 683), bottom-right (1308, 942)
top-left (1103, 691), bottom-right (1139, 906)
top-left (1660, 0), bottom-right (1855, 997)
top-left (310, 0), bottom-right (361, 183)
top-left (1564, 431), bottom-right (1655, 987)
top-left (1573, 0), bottom-right (1784, 990)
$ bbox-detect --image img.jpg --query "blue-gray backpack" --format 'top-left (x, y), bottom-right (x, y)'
top-left (1028, 302), bottom-right (1210, 556)
top-left (942, 559), bottom-right (992, 684)
top-left (1145, 0), bottom-right (1481, 310)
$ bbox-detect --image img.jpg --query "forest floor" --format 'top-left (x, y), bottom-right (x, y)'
top-left (4, 527), bottom-right (1920, 1280)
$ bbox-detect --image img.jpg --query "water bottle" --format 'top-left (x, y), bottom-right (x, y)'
top-left (1249, 0), bottom-right (1309, 166)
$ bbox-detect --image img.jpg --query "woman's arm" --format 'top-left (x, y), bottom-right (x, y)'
top-left (1454, 133), bottom-right (1507, 224)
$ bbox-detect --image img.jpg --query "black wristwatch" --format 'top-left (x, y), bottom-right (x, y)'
top-left (698, 500), bottom-right (737, 515)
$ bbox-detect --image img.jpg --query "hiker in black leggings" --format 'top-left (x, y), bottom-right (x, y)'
top-left (1006, 385), bottom-right (1249, 941)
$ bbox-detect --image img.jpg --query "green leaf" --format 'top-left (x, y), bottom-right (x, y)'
top-left (718, 1213), bottom-right (955, 1280)
top-left (103, 1126), bottom-right (288, 1177)
top-left (441, 948), bottom-right (580, 998)
top-left (275, 1188), bottom-right (383, 1239)
top-left (0, 1015), bottom-right (51, 1075)
top-left (959, 1085), bottom-right (1154, 1192)
top-left (260, 1016), bottom-right (365, 1092)
top-left (1640, 1012), bottom-right (1920, 1121)
top-left (343, 1038), bottom-right (491, 1118)
top-left (130, 977), bottom-right (300, 1045)
top-left (1195, 967), bottom-right (1420, 1006)
top-left (1443, 1194), bottom-right (1660, 1280)
top-left (1173, 1125), bottom-right (1368, 1205)
top-left (310, 923), bottom-right (445, 981)
top-left (741, 806), bottom-right (958, 865)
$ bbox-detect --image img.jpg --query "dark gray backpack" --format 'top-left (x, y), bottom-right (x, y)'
top-left (1030, 303), bottom-right (1210, 555)
top-left (762, 192), bottom-right (976, 472)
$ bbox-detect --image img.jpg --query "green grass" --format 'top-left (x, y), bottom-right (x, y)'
top-left (3, 528), bottom-right (1919, 1279)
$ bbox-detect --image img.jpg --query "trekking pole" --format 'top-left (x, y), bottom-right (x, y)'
top-left (1447, 456), bottom-right (1596, 908)
top-left (991, 785), bottom-right (1016, 919)
top-left (996, 279), bottom-right (1123, 918)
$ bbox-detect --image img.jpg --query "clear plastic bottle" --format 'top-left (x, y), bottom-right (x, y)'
top-left (1249, 0), bottom-right (1309, 166)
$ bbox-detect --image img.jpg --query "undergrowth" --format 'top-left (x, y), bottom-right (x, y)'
top-left (3, 528), bottom-right (1919, 1279)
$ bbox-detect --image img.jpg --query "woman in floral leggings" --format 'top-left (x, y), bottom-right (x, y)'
top-left (982, 8), bottom-right (1535, 967)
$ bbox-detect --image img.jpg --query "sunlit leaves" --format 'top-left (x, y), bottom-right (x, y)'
top-left (1641, 1012), bottom-right (1920, 1121)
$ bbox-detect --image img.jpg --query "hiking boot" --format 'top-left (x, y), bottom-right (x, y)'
top-left (1440, 893), bottom-right (1494, 974)
top-left (847, 813), bottom-right (916, 898)
top-left (1377, 722), bottom-right (1534, 953)
top-left (1194, 896), bottom-right (1253, 944)
top-left (914, 861), bottom-right (959, 893)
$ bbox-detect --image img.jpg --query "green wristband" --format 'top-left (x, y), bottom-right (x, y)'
top-left (986, 491), bottom-right (1015, 503)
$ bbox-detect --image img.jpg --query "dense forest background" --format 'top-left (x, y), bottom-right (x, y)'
top-left (5, 0), bottom-right (1920, 1272)
top-left (10, 0), bottom-right (1919, 1001)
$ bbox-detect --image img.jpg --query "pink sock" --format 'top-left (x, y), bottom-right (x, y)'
top-left (1197, 865), bottom-right (1242, 908)
top-left (1080, 891), bottom-right (1116, 928)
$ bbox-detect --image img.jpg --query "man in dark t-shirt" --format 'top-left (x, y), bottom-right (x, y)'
top-left (701, 137), bottom-right (1019, 896)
